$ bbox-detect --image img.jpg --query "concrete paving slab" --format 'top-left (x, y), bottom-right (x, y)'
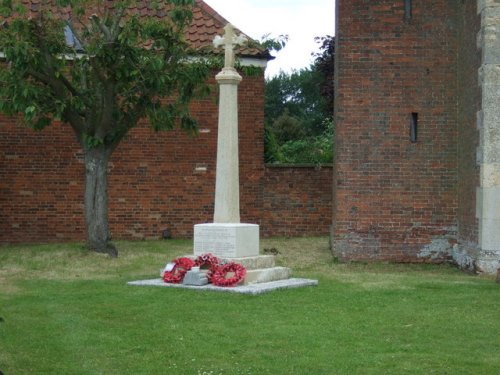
top-left (127, 278), bottom-right (318, 295)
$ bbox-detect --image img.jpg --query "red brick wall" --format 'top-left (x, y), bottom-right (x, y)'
top-left (0, 71), bottom-right (333, 244)
top-left (0, 117), bottom-right (87, 243)
top-left (333, 0), bottom-right (459, 262)
top-left (261, 165), bottom-right (332, 237)
top-left (457, 0), bottom-right (481, 254)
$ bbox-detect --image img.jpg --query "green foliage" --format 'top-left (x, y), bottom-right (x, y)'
top-left (0, 0), bottom-right (208, 150)
top-left (256, 33), bottom-right (288, 54)
top-left (264, 70), bottom-right (332, 164)
top-left (267, 118), bottom-right (333, 164)
top-left (265, 68), bottom-right (328, 137)
top-left (312, 35), bottom-right (335, 117)
top-left (269, 109), bottom-right (306, 143)
top-left (264, 124), bottom-right (283, 163)
top-left (238, 64), bottom-right (264, 77)
top-left (264, 35), bottom-right (335, 164)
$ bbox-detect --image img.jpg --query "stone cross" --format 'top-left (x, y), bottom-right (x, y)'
top-left (213, 24), bottom-right (247, 69)
top-left (191, 23), bottom-right (260, 260)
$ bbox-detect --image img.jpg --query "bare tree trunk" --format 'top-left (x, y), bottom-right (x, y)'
top-left (84, 146), bottom-right (117, 257)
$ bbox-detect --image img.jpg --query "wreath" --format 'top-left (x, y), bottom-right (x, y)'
top-left (211, 262), bottom-right (247, 287)
top-left (194, 253), bottom-right (221, 282)
top-left (163, 257), bottom-right (195, 284)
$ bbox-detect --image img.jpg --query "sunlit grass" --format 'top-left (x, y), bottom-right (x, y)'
top-left (1, 237), bottom-right (499, 374)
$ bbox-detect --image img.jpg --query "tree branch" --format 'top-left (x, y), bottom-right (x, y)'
top-left (110, 7), bottom-right (126, 41)
top-left (58, 73), bottom-right (87, 102)
top-left (26, 69), bottom-right (52, 86)
top-left (63, 107), bottom-right (86, 141)
top-left (96, 81), bottom-right (115, 139)
top-left (110, 95), bottom-right (149, 150)
top-left (90, 14), bottom-right (112, 43)
top-left (26, 69), bottom-right (86, 140)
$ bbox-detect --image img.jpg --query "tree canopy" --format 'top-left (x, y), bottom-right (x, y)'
top-left (312, 35), bottom-right (335, 118)
top-left (264, 35), bottom-right (335, 164)
top-left (0, 0), bottom-right (210, 256)
top-left (0, 0), bottom-right (209, 146)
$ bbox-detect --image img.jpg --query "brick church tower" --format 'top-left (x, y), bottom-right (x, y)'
top-left (333, 0), bottom-right (500, 273)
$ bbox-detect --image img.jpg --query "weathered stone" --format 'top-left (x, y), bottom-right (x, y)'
top-left (475, 1), bottom-right (500, 274)
top-left (481, 163), bottom-right (500, 187)
top-left (185, 254), bottom-right (275, 270)
top-left (213, 67), bottom-right (242, 223)
top-left (127, 278), bottom-right (318, 295)
top-left (243, 267), bottom-right (292, 285)
top-left (182, 268), bottom-right (209, 286)
top-left (478, 0), bottom-right (500, 15)
top-left (417, 238), bottom-right (454, 261)
top-left (479, 218), bottom-right (500, 249)
top-left (212, 24), bottom-right (246, 224)
top-left (452, 243), bottom-right (478, 272)
top-left (193, 223), bottom-right (259, 258)
top-left (220, 255), bottom-right (275, 270)
top-left (475, 249), bottom-right (500, 274)
top-left (476, 187), bottom-right (500, 218)
top-left (192, 25), bottom-right (261, 262)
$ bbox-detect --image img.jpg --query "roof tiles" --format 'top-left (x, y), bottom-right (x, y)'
top-left (9, 0), bottom-right (269, 59)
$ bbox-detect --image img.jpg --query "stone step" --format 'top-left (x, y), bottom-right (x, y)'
top-left (186, 255), bottom-right (275, 270)
top-left (244, 266), bottom-right (292, 285)
top-left (225, 255), bottom-right (275, 270)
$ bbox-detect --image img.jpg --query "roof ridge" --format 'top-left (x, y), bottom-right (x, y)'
top-left (193, 0), bottom-right (271, 60)
top-left (195, 0), bottom-right (230, 28)
top-left (194, 0), bottom-right (252, 42)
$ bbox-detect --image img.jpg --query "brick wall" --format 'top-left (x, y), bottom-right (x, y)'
top-left (0, 71), bottom-right (333, 244)
top-left (260, 165), bottom-right (332, 237)
top-left (0, 116), bottom-right (87, 243)
top-left (333, 0), bottom-right (459, 262)
top-left (455, 0), bottom-right (481, 267)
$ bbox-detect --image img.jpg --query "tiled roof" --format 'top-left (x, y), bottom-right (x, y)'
top-left (190, 0), bottom-right (269, 59)
top-left (8, 0), bottom-right (270, 59)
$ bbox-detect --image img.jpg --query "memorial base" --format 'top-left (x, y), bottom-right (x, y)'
top-left (194, 223), bottom-right (259, 258)
top-left (185, 254), bottom-right (292, 285)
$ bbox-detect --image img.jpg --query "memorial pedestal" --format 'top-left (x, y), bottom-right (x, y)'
top-left (194, 223), bottom-right (259, 258)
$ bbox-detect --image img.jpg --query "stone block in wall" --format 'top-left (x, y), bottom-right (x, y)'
top-left (479, 218), bottom-right (500, 249)
top-left (480, 163), bottom-right (500, 187)
top-left (481, 127), bottom-right (500, 164)
top-left (478, 0), bottom-right (500, 14)
top-left (479, 64), bottom-right (500, 86)
top-left (480, 30), bottom-right (500, 64)
top-left (476, 187), bottom-right (500, 218)
top-left (475, 250), bottom-right (500, 274)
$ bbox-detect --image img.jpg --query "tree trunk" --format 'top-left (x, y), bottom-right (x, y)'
top-left (84, 146), bottom-right (118, 257)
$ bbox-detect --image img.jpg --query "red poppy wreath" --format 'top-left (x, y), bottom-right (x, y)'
top-left (194, 253), bottom-right (221, 282)
top-left (211, 262), bottom-right (247, 287)
top-left (163, 257), bottom-right (195, 284)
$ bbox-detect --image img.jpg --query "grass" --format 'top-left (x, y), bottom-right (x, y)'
top-left (1, 237), bottom-right (499, 374)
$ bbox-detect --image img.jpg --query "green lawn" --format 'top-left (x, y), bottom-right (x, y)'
top-left (1, 238), bottom-right (499, 374)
